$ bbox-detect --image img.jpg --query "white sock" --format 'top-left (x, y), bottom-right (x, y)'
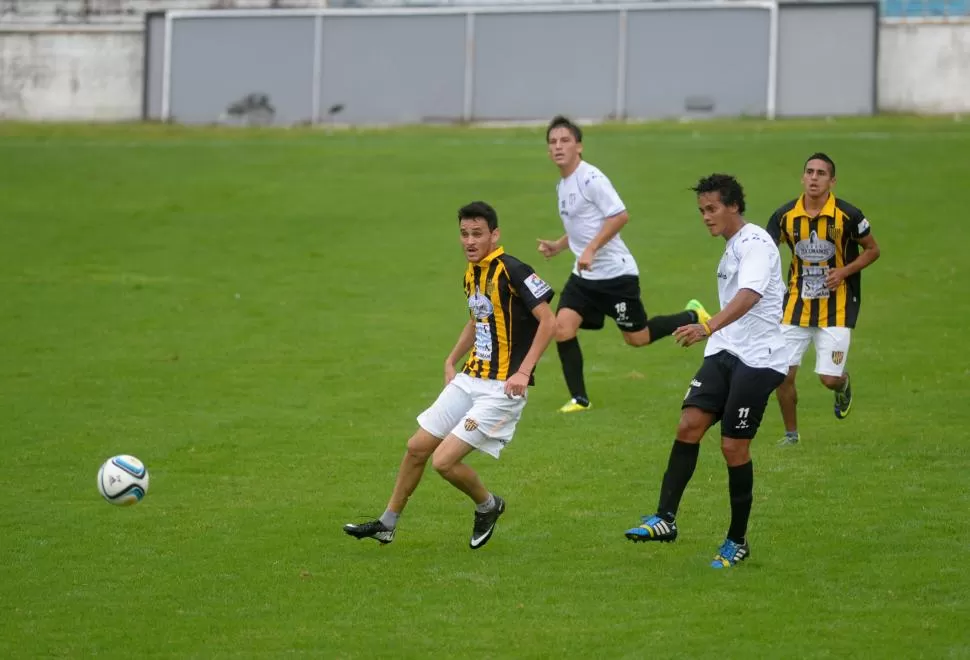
top-left (379, 509), bottom-right (399, 529)
top-left (475, 493), bottom-right (496, 513)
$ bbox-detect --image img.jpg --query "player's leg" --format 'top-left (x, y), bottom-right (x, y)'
top-left (776, 325), bottom-right (812, 446)
top-left (432, 434), bottom-right (486, 502)
top-left (625, 354), bottom-right (726, 543)
top-left (385, 428), bottom-right (442, 519)
top-left (556, 275), bottom-right (602, 412)
top-left (711, 361), bottom-right (785, 568)
top-left (813, 327), bottom-right (853, 419)
top-left (775, 367), bottom-right (800, 445)
top-left (433, 379), bottom-right (525, 549)
top-left (608, 276), bottom-right (700, 347)
top-left (343, 378), bottom-right (470, 544)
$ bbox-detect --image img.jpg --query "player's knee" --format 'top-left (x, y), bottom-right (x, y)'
top-left (720, 439), bottom-right (751, 466)
top-left (406, 432), bottom-right (437, 463)
top-left (431, 453), bottom-right (456, 476)
top-left (555, 323), bottom-right (577, 342)
top-left (622, 329), bottom-right (651, 347)
top-left (676, 411), bottom-right (707, 442)
top-left (819, 374), bottom-right (843, 390)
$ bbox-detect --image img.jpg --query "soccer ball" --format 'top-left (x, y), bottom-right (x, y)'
top-left (97, 455), bottom-right (150, 506)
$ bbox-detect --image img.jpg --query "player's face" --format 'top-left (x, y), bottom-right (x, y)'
top-left (802, 159), bottom-right (835, 198)
top-left (459, 218), bottom-right (499, 263)
top-left (547, 127), bottom-right (583, 169)
top-left (697, 191), bottom-right (737, 237)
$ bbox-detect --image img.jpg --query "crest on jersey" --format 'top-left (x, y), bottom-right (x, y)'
top-left (831, 351), bottom-right (845, 365)
top-left (794, 230), bottom-right (836, 263)
top-left (464, 418), bottom-right (479, 432)
top-left (468, 290), bottom-right (494, 319)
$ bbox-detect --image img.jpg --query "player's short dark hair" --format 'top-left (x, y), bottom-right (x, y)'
top-left (458, 201), bottom-right (498, 231)
top-left (546, 115), bottom-right (583, 143)
top-left (805, 152), bottom-right (836, 177)
top-left (691, 174), bottom-right (746, 214)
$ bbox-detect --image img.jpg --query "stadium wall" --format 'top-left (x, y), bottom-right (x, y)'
top-left (878, 21), bottom-right (970, 113)
top-left (0, 25), bottom-right (142, 120)
top-left (1, 17), bottom-right (968, 121)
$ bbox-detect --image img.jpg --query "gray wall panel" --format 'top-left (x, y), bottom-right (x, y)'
top-left (625, 9), bottom-right (770, 119)
top-left (777, 4), bottom-right (877, 116)
top-left (472, 12), bottom-right (619, 121)
top-left (319, 15), bottom-right (465, 125)
top-left (144, 12), bottom-right (165, 120)
top-left (169, 16), bottom-right (315, 124)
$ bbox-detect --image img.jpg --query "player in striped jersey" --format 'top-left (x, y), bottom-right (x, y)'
top-left (344, 201), bottom-right (556, 549)
top-left (767, 154), bottom-right (881, 446)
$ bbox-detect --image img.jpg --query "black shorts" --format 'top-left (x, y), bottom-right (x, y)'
top-left (557, 273), bottom-right (648, 332)
top-left (682, 351), bottom-right (786, 440)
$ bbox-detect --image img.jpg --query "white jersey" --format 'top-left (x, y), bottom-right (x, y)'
top-left (705, 222), bottom-right (789, 374)
top-left (557, 161), bottom-right (638, 280)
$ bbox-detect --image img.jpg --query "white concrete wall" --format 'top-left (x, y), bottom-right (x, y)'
top-left (0, 27), bottom-right (142, 120)
top-left (879, 21), bottom-right (970, 114)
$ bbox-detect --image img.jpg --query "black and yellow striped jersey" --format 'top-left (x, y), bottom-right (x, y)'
top-left (461, 247), bottom-right (554, 383)
top-left (767, 193), bottom-right (872, 328)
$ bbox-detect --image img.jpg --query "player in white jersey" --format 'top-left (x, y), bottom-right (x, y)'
top-left (624, 174), bottom-right (787, 569)
top-left (537, 116), bottom-right (710, 413)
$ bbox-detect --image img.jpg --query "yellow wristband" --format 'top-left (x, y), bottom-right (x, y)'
top-left (702, 321), bottom-right (712, 336)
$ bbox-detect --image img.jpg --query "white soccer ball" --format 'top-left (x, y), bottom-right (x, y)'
top-left (97, 455), bottom-right (150, 506)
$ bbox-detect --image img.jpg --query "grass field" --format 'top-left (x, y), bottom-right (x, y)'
top-left (1, 116), bottom-right (968, 658)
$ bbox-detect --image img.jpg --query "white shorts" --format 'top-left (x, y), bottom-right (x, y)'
top-left (782, 324), bottom-right (852, 377)
top-left (416, 373), bottom-right (527, 459)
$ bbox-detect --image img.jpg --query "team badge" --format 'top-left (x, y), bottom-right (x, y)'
top-left (464, 418), bottom-right (479, 432)
top-left (831, 351), bottom-right (845, 365)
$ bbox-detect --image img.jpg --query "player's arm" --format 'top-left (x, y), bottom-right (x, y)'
top-left (518, 302), bottom-right (556, 377)
top-left (443, 319), bottom-right (476, 384)
top-left (504, 302), bottom-right (556, 398)
top-left (674, 289), bottom-right (762, 348)
top-left (578, 172), bottom-right (629, 270)
top-left (675, 238), bottom-right (773, 347)
top-left (766, 208), bottom-right (784, 246)
top-left (580, 210), bottom-right (629, 269)
top-left (537, 234), bottom-right (569, 258)
top-left (826, 214), bottom-right (881, 288)
top-left (503, 266), bottom-right (556, 397)
top-left (708, 289), bottom-right (762, 333)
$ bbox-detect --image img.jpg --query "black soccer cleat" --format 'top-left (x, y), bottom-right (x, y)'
top-left (469, 495), bottom-right (506, 549)
top-left (834, 373), bottom-right (852, 420)
top-left (343, 519), bottom-right (395, 545)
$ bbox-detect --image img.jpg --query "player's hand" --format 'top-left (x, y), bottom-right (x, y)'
top-left (537, 239), bottom-right (562, 259)
top-left (673, 324), bottom-right (709, 348)
top-left (504, 371), bottom-right (529, 399)
top-left (577, 246), bottom-right (596, 271)
top-left (444, 362), bottom-right (457, 385)
top-left (825, 267), bottom-right (848, 289)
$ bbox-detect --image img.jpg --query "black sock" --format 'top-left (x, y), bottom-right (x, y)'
top-left (646, 311), bottom-right (696, 342)
top-left (727, 461), bottom-right (754, 544)
top-left (557, 338), bottom-right (588, 405)
top-left (656, 440), bottom-right (700, 522)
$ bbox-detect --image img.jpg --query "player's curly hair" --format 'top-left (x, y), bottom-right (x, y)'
top-left (546, 115), bottom-right (583, 143)
top-left (458, 201), bottom-right (498, 230)
top-left (691, 173), bottom-right (746, 214)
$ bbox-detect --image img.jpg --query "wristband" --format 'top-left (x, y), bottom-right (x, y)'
top-left (702, 321), bottom-right (712, 336)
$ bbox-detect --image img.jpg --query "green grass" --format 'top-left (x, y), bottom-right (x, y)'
top-left (1, 116), bottom-right (968, 658)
